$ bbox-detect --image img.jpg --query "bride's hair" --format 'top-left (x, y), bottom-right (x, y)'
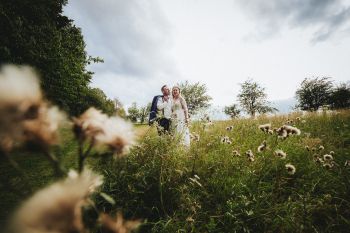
top-left (172, 85), bottom-right (181, 96)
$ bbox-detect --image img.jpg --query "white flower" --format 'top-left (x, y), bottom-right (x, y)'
top-left (11, 168), bottom-right (103, 233)
top-left (226, 126), bottom-right (233, 131)
top-left (74, 108), bottom-right (135, 156)
top-left (257, 140), bottom-right (267, 152)
top-left (285, 164), bottom-right (296, 175)
top-left (95, 116), bottom-right (135, 156)
top-left (258, 123), bottom-right (271, 133)
top-left (0, 65), bottom-right (42, 108)
top-left (323, 154), bottom-right (333, 161)
top-left (232, 150), bottom-right (240, 157)
top-left (274, 149), bottom-right (287, 159)
top-left (245, 150), bottom-right (254, 159)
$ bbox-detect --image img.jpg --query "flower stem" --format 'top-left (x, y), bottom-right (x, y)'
top-left (78, 139), bottom-right (94, 173)
top-left (44, 150), bottom-right (65, 177)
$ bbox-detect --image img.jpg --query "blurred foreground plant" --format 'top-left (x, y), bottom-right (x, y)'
top-left (0, 65), bottom-right (140, 233)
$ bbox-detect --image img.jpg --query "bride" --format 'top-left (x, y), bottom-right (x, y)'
top-left (171, 86), bottom-right (190, 147)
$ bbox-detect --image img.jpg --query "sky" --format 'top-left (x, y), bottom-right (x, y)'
top-left (63, 0), bottom-right (350, 109)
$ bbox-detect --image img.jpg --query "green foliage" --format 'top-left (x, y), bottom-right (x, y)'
top-left (0, 0), bottom-right (113, 116)
top-left (237, 79), bottom-right (277, 117)
top-left (93, 111), bottom-right (350, 232)
top-left (329, 82), bottom-right (350, 110)
top-left (178, 81), bottom-right (212, 116)
top-left (2, 109), bottom-right (350, 232)
top-left (296, 77), bottom-right (333, 111)
top-left (224, 104), bottom-right (241, 118)
top-left (127, 102), bottom-right (139, 122)
top-left (83, 87), bottom-right (115, 115)
top-left (114, 97), bottom-right (127, 118)
top-left (138, 103), bottom-right (151, 124)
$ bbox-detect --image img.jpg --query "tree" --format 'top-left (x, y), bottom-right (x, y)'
top-left (177, 81), bottom-right (212, 115)
top-left (127, 102), bottom-right (139, 123)
top-left (329, 82), bottom-right (350, 109)
top-left (114, 97), bottom-right (126, 118)
top-left (237, 79), bottom-right (277, 117)
top-left (0, 0), bottom-right (107, 116)
top-left (83, 88), bottom-right (115, 115)
top-left (138, 103), bottom-right (151, 124)
top-left (224, 104), bottom-right (241, 119)
top-left (296, 77), bottom-right (333, 111)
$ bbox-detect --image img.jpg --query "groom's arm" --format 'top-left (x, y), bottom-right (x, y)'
top-left (157, 97), bottom-right (167, 110)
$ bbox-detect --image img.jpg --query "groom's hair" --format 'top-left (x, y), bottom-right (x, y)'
top-left (161, 85), bottom-right (167, 92)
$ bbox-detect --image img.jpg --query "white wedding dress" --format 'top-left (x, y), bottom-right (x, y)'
top-left (171, 98), bottom-right (190, 147)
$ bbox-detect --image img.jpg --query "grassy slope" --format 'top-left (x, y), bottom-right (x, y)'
top-left (1, 112), bottom-right (350, 232)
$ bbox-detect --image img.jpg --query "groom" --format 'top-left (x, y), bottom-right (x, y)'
top-left (157, 85), bottom-right (172, 134)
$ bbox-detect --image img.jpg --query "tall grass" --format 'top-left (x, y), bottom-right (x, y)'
top-left (1, 111), bottom-right (349, 232)
top-left (94, 111), bottom-right (350, 232)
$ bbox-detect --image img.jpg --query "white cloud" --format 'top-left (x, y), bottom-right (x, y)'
top-left (64, 0), bottom-right (350, 110)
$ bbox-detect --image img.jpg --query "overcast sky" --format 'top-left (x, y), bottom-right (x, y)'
top-left (64, 0), bottom-right (350, 108)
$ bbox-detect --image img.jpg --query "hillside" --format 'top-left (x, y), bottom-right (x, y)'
top-left (1, 111), bottom-right (350, 232)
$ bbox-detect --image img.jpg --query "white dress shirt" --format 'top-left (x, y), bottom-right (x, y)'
top-left (157, 96), bottom-right (172, 119)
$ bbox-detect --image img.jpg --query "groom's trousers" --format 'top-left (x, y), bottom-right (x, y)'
top-left (157, 118), bottom-right (171, 135)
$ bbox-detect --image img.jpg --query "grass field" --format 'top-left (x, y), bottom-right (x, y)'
top-left (1, 111), bottom-right (350, 232)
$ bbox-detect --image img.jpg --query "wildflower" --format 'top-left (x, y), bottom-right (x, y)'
top-left (232, 150), bottom-right (241, 157)
top-left (191, 133), bottom-right (200, 142)
top-left (74, 108), bottom-right (135, 156)
top-left (274, 149), bottom-right (287, 159)
top-left (246, 150), bottom-right (254, 162)
top-left (258, 123), bottom-right (271, 133)
top-left (73, 107), bottom-right (108, 141)
top-left (296, 117), bottom-right (301, 121)
top-left (99, 212), bottom-right (141, 233)
top-left (323, 154), bottom-right (333, 161)
top-left (344, 160), bottom-right (350, 167)
top-left (189, 177), bottom-right (203, 187)
top-left (314, 157), bottom-right (324, 164)
top-left (329, 151), bottom-right (335, 155)
top-left (319, 145), bottom-right (325, 151)
top-left (276, 126), bottom-right (288, 139)
top-left (11, 168), bottom-right (102, 233)
top-left (268, 129), bottom-right (274, 135)
top-left (226, 140), bottom-right (232, 144)
top-left (0, 65), bottom-right (42, 109)
top-left (220, 136), bottom-right (230, 143)
top-left (186, 216), bottom-right (195, 223)
top-left (285, 164), bottom-right (296, 175)
top-left (323, 162), bottom-right (334, 169)
top-left (285, 119), bottom-right (293, 125)
top-left (283, 125), bottom-right (301, 136)
top-left (257, 140), bottom-right (267, 152)
top-left (226, 126), bottom-right (233, 131)
top-left (194, 174), bottom-right (200, 180)
top-left (23, 105), bottom-right (66, 148)
top-left (305, 146), bottom-right (310, 151)
top-left (0, 65), bottom-right (67, 151)
top-left (95, 117), bottom-right (135, 156)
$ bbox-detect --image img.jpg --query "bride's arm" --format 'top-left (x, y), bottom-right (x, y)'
top-left (180, 97), bottom-right (189, 123)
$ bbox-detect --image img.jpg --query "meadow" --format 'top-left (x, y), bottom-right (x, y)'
top-left (1, 111), bottom-right (350, 232)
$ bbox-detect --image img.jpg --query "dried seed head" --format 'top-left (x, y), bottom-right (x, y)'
top-left (274, 149), bottom-right (287, 159)
top-left (11, 168), bottom-right (103, 233)
top-left (285, 164), bottom-right (296, 175)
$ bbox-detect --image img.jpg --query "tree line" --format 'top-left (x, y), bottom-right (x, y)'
top-left (1, 1), bottom-right (348, 120)
top-left (0, 0), bottom-right (115, 116)
top-left (118, 77), bottom-right (350, 123)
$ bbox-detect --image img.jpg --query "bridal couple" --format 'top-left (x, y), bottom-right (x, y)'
top-left (156, 85), bottom-right (190, 147)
